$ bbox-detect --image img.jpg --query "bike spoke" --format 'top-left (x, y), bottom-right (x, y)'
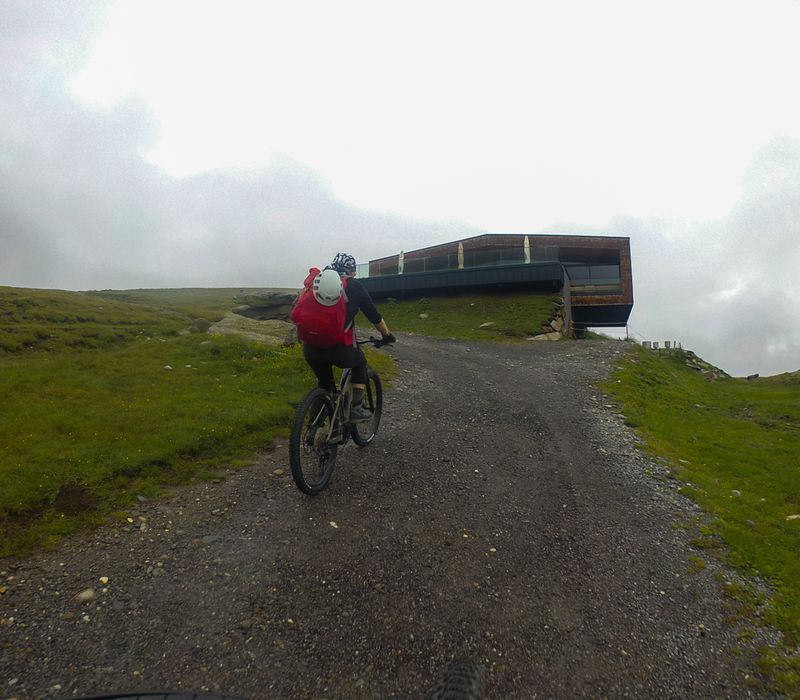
top-left (289, 389), bottom-right (339, 495)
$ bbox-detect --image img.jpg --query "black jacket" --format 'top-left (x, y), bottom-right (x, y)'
top-left (345, 278), bottom-right (382, 327)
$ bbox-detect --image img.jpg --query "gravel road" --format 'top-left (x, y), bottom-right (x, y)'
top-left (0, 335), bottom-right (778, 699)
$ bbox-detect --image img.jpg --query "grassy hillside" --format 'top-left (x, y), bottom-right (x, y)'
top-left (0, 286), bottom-right (188, 353)
top-left (604, 347), bottom-right (800, 694)
top-left (371, 291), bottom-right (560, 340)
top-left (1, 286), bottom-right (559, 557)
top-left (88, 287), bottom-right (292, 321)
top-left (0, 287), bottom-right (389, 557)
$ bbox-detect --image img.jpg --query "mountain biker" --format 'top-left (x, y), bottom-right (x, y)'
top-left (301, 253), bottom-right (395, 421)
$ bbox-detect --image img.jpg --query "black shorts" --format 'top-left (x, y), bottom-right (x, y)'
top-left (302, 343), bottom-right (367, 392)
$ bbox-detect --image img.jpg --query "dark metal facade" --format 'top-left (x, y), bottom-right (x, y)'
top-left (361, 234), bottom-right (633, 328)
top-left (360, 262), bottom-right (565, 297)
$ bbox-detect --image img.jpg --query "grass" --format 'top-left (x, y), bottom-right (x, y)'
top-left (87, 287), bottom-right (288, 322)
top-left (0, 286), bottom-right (189, 353)
top-left (603, 346), bottom-right (800, 694)
top-left (0, 286), bottom-right (392, 558)
top-left (373, 291), bottom-right (561, 341)
top-left (1, 285), bottom-right (557, 557)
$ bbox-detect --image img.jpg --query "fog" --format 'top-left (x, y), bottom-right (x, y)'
top-left (2, 1), bottom-right (798, 377)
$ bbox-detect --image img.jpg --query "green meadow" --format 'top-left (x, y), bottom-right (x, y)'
top-left (87, 287), bottom-right (287, 321)
top-left (0, 286), bottom-right (391, 557)
top-left (0, 285), bottom-right (558, 557)
top-left (379, 291), bottom-right (560, 340)
top-left (3, 284), bottom-right (555, 558)
top-left (604, 346), bottom-right (800, 694)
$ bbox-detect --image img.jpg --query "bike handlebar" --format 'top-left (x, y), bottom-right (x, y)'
top-left (358, 336), bottom-right (395, 348)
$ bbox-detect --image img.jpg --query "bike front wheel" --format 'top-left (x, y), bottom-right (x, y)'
top-left (424, 659), bottom-right (486, 700)
top-left (351, 368), bottom-right (383, 447)
top-left (289, 388), bottom-right (338, 495)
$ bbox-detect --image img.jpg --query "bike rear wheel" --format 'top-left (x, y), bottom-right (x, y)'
top-left (351, 368), bottom-right (383, 447)
top-left (289, 388), bottom-right (339, 495)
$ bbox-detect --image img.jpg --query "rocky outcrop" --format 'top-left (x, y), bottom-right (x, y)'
top-left (208, 313), bottom-right (296, 346)
top-left (641, 347), bottom-right (728, 380)
top-left (231, 291), bottom-right (298, 321)
top-left (205, 290), bottom-right (299, 346)
top-left (680, 350), bottom-right (728, 380)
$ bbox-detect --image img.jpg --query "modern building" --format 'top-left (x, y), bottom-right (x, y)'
top-left (357, 233), bottom-right (633, 329)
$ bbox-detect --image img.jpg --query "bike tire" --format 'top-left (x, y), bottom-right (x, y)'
top-left (424, 659), bottom-right (486, 700)
top-left (288, 388), bottom-right (338, 495)
top-left (351, 368), bottom-right (382, 447)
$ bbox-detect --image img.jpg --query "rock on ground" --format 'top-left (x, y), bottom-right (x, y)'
top-left (207, 314), bottom-right (296, 346)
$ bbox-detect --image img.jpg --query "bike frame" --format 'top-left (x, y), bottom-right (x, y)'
top-left (322, 367), bottom-right (352, 445)
top-left (289, 335), bottom-right (388, 495)
top-left (321, 337), bottom-right (379, 446)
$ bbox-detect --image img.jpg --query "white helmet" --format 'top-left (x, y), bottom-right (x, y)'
top-left (312, 267), bottom-right (343, 306)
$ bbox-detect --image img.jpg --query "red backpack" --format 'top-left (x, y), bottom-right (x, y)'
top-left (290, 267), bottom-right (353, 348)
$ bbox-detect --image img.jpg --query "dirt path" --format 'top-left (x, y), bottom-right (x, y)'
top-left (1, 336), bottom-right (777, 699)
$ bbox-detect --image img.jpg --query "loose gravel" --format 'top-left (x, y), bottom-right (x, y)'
top-left (0, 336), bottom-right (780, 699)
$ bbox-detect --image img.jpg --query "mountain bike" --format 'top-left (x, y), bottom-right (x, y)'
top-left (289, 336), bottom-right (390, 495)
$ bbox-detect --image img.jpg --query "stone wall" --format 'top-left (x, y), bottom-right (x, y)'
top-left (528, 298), bottom-right (571, 341)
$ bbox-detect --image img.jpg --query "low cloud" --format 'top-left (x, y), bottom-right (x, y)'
top-left (597, 136), bottom-right (800, 377)
top-left (0, 2), bottom-right (479, 291)
top-left (2, 2), bottom-right (797, 377)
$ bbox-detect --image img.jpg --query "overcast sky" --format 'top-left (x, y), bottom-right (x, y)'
top-left (2, 0), bottom-right (799, 377)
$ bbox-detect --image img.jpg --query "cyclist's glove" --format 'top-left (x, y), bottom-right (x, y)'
top-left (381, 333), bottom-right (396, 346)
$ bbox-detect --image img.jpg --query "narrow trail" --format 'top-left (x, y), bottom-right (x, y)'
top-left (1, 337), bottom-right (775, 699)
